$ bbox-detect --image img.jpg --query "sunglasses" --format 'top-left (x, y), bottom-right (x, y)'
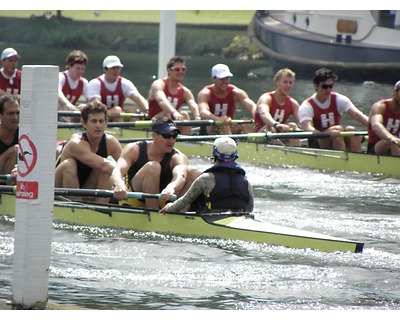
top-left (320, 83), bottom-right (334, 89)
top-left (158, 132), bottom-right (178, 139)
top-left (170, 66), bottom-right (186, 72)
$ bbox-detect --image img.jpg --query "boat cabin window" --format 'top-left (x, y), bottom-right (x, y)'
top-left (337, 20), bottom-right (358, 34)
top-left (376, 10), bottom-right (399, 29)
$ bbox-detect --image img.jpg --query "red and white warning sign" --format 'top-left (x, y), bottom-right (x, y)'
top-left (17, 134), bottom-right (38, 200)
top-left (17, 134), bottom-right (38, 177)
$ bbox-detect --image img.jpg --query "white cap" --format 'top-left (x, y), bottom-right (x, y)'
top-left (213, 136), bottom-right (238, 161)
top-left (395, 80), bottom-right (400, 91)
top-left (1, 48), bottom-right (19, 60)
top-left (103, 55), bottom-right (124, 68)
top-left (211, 64), bottom-right (233, 79)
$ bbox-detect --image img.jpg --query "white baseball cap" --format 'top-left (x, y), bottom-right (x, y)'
top-left (211, 64), bottom-right (233, 79)
top-left (213, 136), bottom-right (238, 161)
top-left (395, 80), bottom-right (400, 91)
top-left (103, 55), bottom-right (124, 68)
top-left (1, 48), bottom-right (19, 60)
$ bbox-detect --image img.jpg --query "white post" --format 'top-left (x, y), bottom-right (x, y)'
top-left (394, 10), bottom-right (400, 29)
top-left (158, 10), bottom-right (176, 79)
top-left (12, 65), bottom-right (59, 309)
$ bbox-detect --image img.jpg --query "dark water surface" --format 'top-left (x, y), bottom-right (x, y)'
top-left (1, 49), bottom-right (400, 313)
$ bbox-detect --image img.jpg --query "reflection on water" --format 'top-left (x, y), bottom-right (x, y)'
top-left (1, 158), bottom-right (400, 310)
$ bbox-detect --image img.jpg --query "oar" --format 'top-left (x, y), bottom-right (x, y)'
top-left (118, 131), bottom-right (369, 144)
top-left (57, 119), bottom-right (253, 129)
top-left (0, 174), bottom-right (11, 181)
top-left (0, 185), bottom-right (177, 201)
top-left (58, 111), bottom-right (147, 119)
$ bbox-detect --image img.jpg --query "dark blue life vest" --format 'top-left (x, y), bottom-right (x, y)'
top-left (192, 162), bottom-right (250, 213)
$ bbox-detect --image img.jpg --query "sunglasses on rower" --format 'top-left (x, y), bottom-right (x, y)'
top-left (320, 83), bottom-right (334, 89)
top-left (170, 66), bottom-right (187, 72)
top-left (158, 132), bottom-right (179, 139)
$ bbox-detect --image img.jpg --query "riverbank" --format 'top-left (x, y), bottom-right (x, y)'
top-left (0, 11), bottom-right (262, 60)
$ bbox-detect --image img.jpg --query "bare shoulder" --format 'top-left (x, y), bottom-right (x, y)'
top-left (257, 92), bottom-right (271, 104)
top-left (172, 148), bottom-right (189, 163)
top-left (123, 141), bottom-right (140, 153)
top-left (198, 85), bottom-right (211, 96)
top-left (66, 133), bottom-right (86, 148)
top-left (151, 78), bottom-right (165, 90)
top-left (105, 133), bottom-right (122, 149)
top-left (371, 100), bottom-right (386, 114)
top-left (233, 85), bottom-right (249, 98)
top-left (105, 133), bottom-right (121, 144)
top-left (60, 134), bottom-right (88, 158)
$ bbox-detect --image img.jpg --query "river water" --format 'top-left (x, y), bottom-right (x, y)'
top-left (1, 49), bottom-right (400, 313)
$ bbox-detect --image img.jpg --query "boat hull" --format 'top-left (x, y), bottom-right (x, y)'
top-left (248, 11), bottom-right (400, 83)
top-left (57, 127), bottom-right (400, 178)
top-left (0, 193), bottom-right (363, 253)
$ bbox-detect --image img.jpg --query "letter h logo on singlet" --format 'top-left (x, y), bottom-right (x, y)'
top-left (273, 109), bottom-right (285, 123)
top-left (106, 95), bottom-right (120, 108)
top-left (168, 96), bottom-right (179, 108)
top-left (6, 88), bottom-right (19, 95)
top-left (214, 103), bottom-right (228, 116)
top-left (66, 94), bottom-right (77, 103)
top-left (386, 118), bottom-right (400, 134)
top-left (320, 112), bottom-right (335, 129)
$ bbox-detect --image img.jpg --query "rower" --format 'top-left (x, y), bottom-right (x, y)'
top-left (254, 68), bottom-right (302, 147)
top-left (111, 117), bottom-right (201, 210)
top-left (197, 63), bottom-right (256, 135)
top-left (160, 136), bottom-right (254, 214)
top-left (147, 56), bottom-right (201, 135)
top-left (57, 50), bottom-right (89, 122)
top-left (55, 101), bottom-right (122, 203)
top-left (0, 95), bottom-right (19, 185)
top-left (367, 80), bottom-right (400, 156)
top-left (87, 55), bottom-right (148, 122)
top-left (298, 68), bottom-right (369, 152)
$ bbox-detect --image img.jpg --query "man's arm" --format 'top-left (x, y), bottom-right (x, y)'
top-left (183, 87), bottom-right (201, 119)
top-left (198, 88), bottom-right (219, 120)
top-left (235, 87), bottom-right (256, 118)
top-left (160, 152), bottom-right (189, 200)
top-left (87, 79), bottom-right (102, 101)
top-left (149, 80), bottom-right (183, 119)
top-left (290, 98), bottom-right (301, 124)
top-left (129, 90), bottom-right (149, 114)
top-left (370, 102), bottom-right (396, 141)
top-left (256, 93), bottom-right (276, 127)
top-left (111, 143), bottom-right (138, 198)
top-left (58, 74), bottom-right (76, 110)
top-left (160, 173), bottom-right (214, 213)
top-left (106, 135), bottom-right (122, 161)
top-left (347, 107), bottom-right (369, 127)
top-left (66, 137), bottom-right (115, 174)
top-left (299, 102), bottom-right (317, 132)
top-left (246, 181), bottom-right (254, 212)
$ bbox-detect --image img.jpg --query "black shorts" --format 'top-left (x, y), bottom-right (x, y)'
top-left (367, 144), bottom-right (376, 154)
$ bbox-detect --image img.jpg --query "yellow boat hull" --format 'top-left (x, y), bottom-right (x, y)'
top-left (0, 192), bottom-right (363, 253)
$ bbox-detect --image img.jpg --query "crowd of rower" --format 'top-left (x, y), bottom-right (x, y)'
top-left (1, 47), bottom-right (400, 211)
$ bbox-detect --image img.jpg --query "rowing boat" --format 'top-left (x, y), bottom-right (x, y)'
top-left (0, 192), bottom-right (363, 253)
top-left (57, 125), bottom-right (400, 178)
